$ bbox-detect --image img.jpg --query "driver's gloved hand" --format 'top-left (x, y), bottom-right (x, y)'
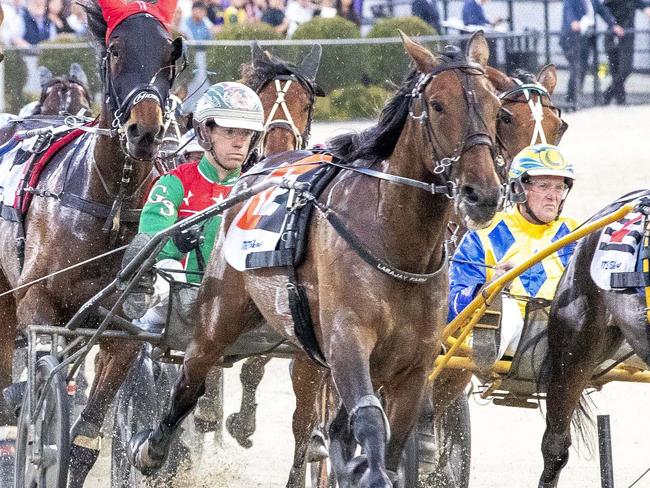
top-left (172, 225), bottom-right (203, 254)
top-left (120, 233), bottom-right (156, 320)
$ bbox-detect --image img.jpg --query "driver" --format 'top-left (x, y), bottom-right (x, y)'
top-left (448, 143), bottom-right (578, 358)
top-left (122, 81), bottom-right (264, 323)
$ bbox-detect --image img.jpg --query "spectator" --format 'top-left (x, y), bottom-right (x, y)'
top-left (261, 0), bottom-right (288, 33)
top-left (13, 0), bottom-right (55, 47)
top-left (48, 0), bottom-right (76, 36)
top-left (66, 1), bottom-right (87, 35)
top-left (285, 0), bottom-right (313, 37)
top-left (247, 0), bottom-right (267, 21)
top-left (560, 0), bottom-right (624, 106)
top-left (0, 0), bottom-right (25, 46)
top-left (223, 0), bottom-right (249, 26)
top-left (181, 1), bottom-right (216, 40)
top-left (602, 0), bottom-right (650, 105)
top-left (316, 0), bottom-right (337, 17)
top-left (412, 0), bottom-right (441, 33)
top-left (206, 0), bottom-right (227, 28)
top-left (336, 0), bottom-right (359, 25)
top-left (462, 0), bottom-right (502, 28)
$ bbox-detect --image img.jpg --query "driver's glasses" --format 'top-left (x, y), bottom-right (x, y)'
top-left (207, 123), bottom-right (255, 140)
top-left (524, 180), bottom-right (569, 198)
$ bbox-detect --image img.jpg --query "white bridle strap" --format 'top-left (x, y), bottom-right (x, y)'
top-left (262, 79), bottom-right (303, 150)
top-left (513, 79), bottom-right (547, 145)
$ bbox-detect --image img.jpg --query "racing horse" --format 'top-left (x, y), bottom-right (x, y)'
top-left (129, 31), bottom-right (502, 487)
top-left (0, 0), bottom-right (184, 485)
top-left (418, 62), bottom-right (568, 487)
top-left (537, 196), bottom-right (650, 487)
top-left (29, 64), bottom-right (93, 117)
top-left (218, 41), bottom-right (326, 448)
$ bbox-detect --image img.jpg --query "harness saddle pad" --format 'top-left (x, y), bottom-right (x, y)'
top-left (0, 116), bottom-right (83, 221)
top-left (224, 151), bottom-right (337, 271)
top-left (590, 190), bottom-right (650, 290)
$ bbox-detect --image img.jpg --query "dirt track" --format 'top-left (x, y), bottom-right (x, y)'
top-left (87, 104), bottom-right (650, 487)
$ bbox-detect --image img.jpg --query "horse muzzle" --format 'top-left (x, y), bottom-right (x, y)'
top-left (123, 99), bottom-right (164, 160)
top-left (456, 184), bottom-right (502, 230)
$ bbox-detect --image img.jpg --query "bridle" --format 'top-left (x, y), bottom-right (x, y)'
top-left (406, 56), bottom-right (499, 199)
top-left (259, 74), bottom-right (316, 153)
top-left (495, 77), bottom-right (565, 172)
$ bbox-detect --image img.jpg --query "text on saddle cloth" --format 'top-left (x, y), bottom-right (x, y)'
top-left (224, 152), bottom-right (334, 272)
top-left (590, 209), bottom-right (648, 291)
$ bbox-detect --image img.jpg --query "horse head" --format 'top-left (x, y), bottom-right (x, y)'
top-left (244, 42), bottom-right (325, 155)
top-left (36, 63), bottom-right (93, 116)
top-left (402, 31), bottom-right (502, 229)
top-left (487, 63), bottom-right (568, 176)
top-left (82, 0), bottom-right (185, 161)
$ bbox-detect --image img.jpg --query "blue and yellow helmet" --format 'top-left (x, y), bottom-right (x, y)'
top-left (508, 144), bottom-right (575, 183)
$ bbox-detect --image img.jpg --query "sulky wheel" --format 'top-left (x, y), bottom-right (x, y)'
top-left (15, 355), bottom-right (70, 488)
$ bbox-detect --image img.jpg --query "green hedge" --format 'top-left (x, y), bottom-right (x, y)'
top-left (38, 39), bottom-right (101, 95)
top-left (292, 17), bottom-right (361, 92)
top-left (314, 84), bottom-right (391, 120)
top-left (365, 17), bottom-right (437, 86)
top-left (4, 50), bottom-right (29, 113)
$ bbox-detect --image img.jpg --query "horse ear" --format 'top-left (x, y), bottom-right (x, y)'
top-left (536, 64), bottom-right (558, 95)
top-left (299, 44), bottom-right (322, 81)
top-left (400, 30), bottom-right (439, 73)
top-left (69, 63), bottom-right (89, 88)
top-left (38, 66), bottom-right (53, 88)
top-left (77, 0), bottom-right (107, 45)
top-left (485, 65), bottom-right (512, 94)
top-left (465, 30), bottom-right (490, 68)
top-left (251, 41), bottom-right (269, 66)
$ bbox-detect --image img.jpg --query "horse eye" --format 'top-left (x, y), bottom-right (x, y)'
top-left (430, 100), bottom-right (444, 113)
top-left (499, 111), bottom-right (513, 124)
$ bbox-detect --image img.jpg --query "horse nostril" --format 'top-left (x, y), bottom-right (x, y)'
top-left (127, 124), bottom-right (140, 140)
top-left (460, 185), bottom-right (480, 205)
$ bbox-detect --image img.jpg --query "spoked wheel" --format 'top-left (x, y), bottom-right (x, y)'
top-left (15, 355), bottom-right (70, 488)
top-left (110, 346), bottom-right (193, 487)
top-left (417, 392), bottom-right (471, 488)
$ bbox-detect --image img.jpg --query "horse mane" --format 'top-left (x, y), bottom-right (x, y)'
top-left (328, 70), bottom-right (420, 165)
top-left (240, 51), bottom-right (320, 96)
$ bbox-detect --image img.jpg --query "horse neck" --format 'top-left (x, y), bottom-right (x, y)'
top-left (374, 118), bottom-right (451, 271)
top-left (85, 106), bottom-right (154, 204)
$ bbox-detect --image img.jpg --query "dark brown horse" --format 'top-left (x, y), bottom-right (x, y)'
top-left (537, 196), bottom-right (650, 487)
top-left (31, 64), bottom-right (93, 117)
top-left (129, 32), bottom-right (502, 487)
top-left (217, 42), bottom-right (326, 448)
top-left (0, 0), bottom-right (184, 485)
top-left (419, 63), bottom-right (568, 487)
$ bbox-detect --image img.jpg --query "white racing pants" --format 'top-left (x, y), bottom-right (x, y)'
top-left (133, 259), bottom-right (186, 331)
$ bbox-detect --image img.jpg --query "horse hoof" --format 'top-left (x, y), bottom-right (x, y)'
top-left (226, 413), bottom-right (253, 448)
top-left (307, 429), bottom-right (328, 462)
top-left (127, 429), bottom-right (166, 476)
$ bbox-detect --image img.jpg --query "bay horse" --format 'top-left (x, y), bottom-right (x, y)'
top-left (0, 0), bottom-right (184, 485)
top-left (419, 62), bottom-right (568, 487)
top-left (217, 41), bottom-right (326, 448)
top-left (31, 63), bottom-right (93, 117)
top-left (129, 31), bottom-right (502, 487)
top-left (537, 196), bottom-right (650, 487)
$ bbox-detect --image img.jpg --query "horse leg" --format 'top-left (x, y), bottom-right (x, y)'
top-left (194, 365), bottom-right (224, 435)
top-left (328, 403), bottom-right (356, 484)
top-left (128, 269), bottom-right (260, 475)
top-left (539, 291), bottom-right (602, 488)
top-left (67, 339), bottom-right (141, 488)
top-left (225, 355), bottom-right (271, 447)
top-left (383, 367), bottom-right (427, 482)
top-left (327, 313), bottom-right (391, 488)
top-left (286, 353), bottom-right (327, 488)
top-left (0, 273), bottom-right (17, 426)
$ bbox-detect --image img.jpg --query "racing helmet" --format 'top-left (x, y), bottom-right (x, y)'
top-left (179, 129), bottom-right (203, 158)
top-left (193, 82), bottom-right (264, 153)
top-left (508, 143), bottom-right (575, 205)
